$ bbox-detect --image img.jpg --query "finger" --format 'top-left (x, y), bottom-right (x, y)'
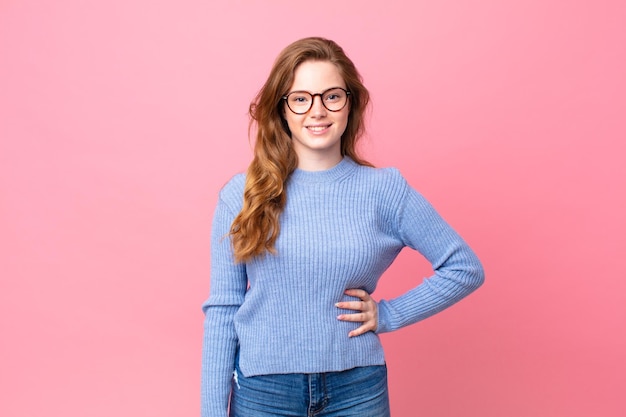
top-left (344, 289), bottom-right (370, 300)
top-left (335, 301), bottom-right (366, 311)
top-left (348, 323), bottom-right (376, 338)
top-left (336, 312), bottom-right (368, 322)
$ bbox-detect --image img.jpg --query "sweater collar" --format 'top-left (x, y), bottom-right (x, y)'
top-left (289, 157), bottom-right (357, 183)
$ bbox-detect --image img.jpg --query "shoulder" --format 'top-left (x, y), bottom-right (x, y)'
top-left (351, 163), bottom-right (409, 196)
top-left (217, 172), bottom-right (245, 212)
top-left (220, 172), bottom-right (245, 194)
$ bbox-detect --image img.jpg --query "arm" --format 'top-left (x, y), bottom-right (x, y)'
top-left (376, 181), bottom-right (484, 333)
top-left (201, 196), bottom-right (247, 417)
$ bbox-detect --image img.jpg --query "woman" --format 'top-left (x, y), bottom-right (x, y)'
top-left (202, 37), bottom-right (484, 417)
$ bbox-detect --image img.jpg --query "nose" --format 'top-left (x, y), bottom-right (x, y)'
top-left (309, 95), bottom-right (327, 116)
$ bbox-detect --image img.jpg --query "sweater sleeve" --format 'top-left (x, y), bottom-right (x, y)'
top-left (376, 175), bottom-right (484, 333)
top-left (201, 193), bottom-right (247, 417)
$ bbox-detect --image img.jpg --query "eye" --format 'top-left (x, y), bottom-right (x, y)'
top-left (324, 89), bottom-right (345, 102)
top-left (289, 93), bottom-right (311, 104)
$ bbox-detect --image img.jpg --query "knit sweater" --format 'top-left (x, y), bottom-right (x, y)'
top-left (201, 157), bottom-right (484, 417)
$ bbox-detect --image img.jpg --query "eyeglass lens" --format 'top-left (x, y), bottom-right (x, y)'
top-left (285, 88), bottom-right (349, 114)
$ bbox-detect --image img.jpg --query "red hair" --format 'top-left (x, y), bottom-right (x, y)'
top-left (230, 37), bottom-right (372, 262)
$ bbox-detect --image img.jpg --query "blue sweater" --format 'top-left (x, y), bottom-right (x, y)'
top-left (201, 157), bottom-right (484, 416)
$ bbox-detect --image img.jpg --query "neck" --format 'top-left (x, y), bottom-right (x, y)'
top-left (289, 156), bottom-right (355, 184)
top-left (296, 152), bottom-right (343, 171)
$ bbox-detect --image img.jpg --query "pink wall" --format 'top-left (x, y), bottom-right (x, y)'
top-left (1, 1), bottom-right (624, 416)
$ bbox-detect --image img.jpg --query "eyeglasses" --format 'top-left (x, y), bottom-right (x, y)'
top-left (282, 87), bottom-right (351, 115)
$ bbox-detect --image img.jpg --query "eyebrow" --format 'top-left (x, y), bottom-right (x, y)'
top-left (286, 86), bottom-right (347, 95)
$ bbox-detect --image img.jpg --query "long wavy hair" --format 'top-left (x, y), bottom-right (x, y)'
top-left (230, 37), bottom-right (372, 263)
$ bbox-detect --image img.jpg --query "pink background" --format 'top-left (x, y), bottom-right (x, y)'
top-left (1, 1), bottom-right (625, 416)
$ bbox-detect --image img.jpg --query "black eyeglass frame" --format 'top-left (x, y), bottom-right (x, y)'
top-left (282, 87), bottom-right (351, 115)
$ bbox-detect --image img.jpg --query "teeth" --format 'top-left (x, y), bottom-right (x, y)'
top-left (307, 126), bottom-right (328, 132)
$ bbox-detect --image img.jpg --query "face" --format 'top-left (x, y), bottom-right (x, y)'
top-left (283, 60), bottom-right (349, 169)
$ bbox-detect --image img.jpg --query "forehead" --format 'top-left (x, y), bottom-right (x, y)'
top-left (289, 60), bottom-right (346, 92)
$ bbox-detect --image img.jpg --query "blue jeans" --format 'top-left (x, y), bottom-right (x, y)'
top-left (230, 361), bottom-right (390, 417)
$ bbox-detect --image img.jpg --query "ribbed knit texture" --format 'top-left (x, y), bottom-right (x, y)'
top-left (201, 157), bottom-right (484, 417)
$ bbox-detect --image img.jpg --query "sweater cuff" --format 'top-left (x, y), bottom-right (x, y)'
top-left (375, 300), bottom-right (392, 334)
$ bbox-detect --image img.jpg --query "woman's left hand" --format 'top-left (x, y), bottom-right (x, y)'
top-left (335, 289), bottom-right (378, 337)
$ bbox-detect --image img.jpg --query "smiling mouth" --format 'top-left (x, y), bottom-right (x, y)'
top-left (306, 124), bottom-right (332, 132)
